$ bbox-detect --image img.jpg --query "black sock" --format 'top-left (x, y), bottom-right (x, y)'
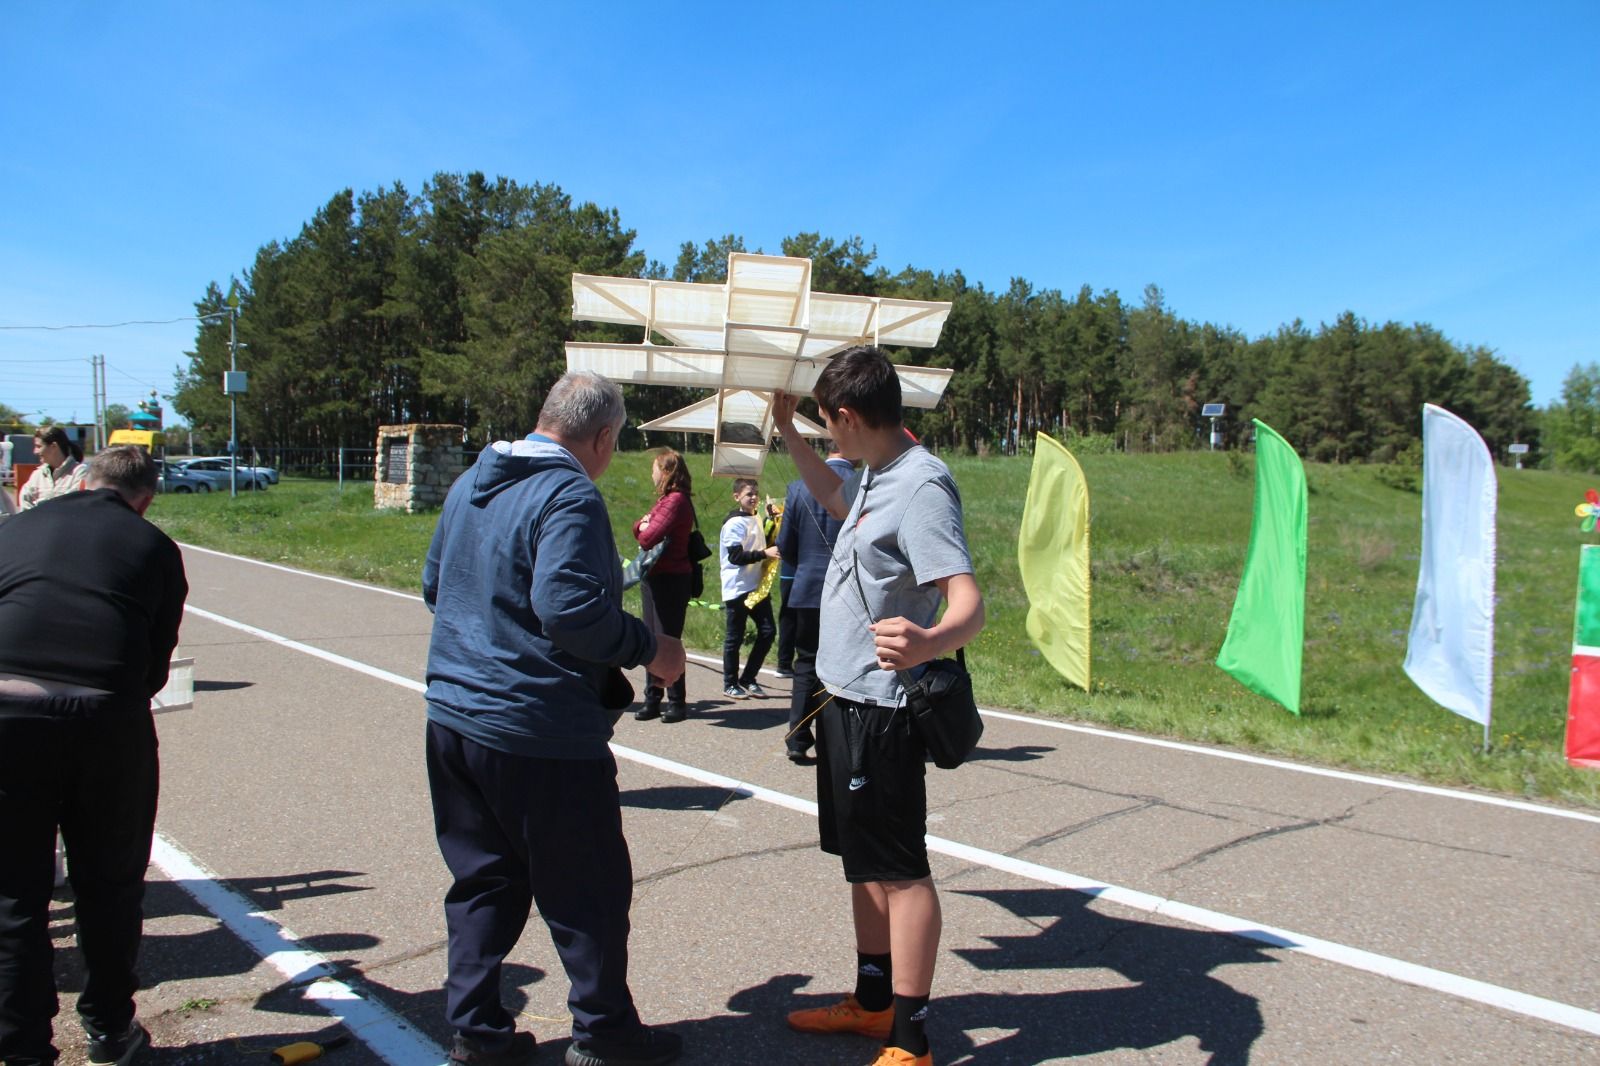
top-left (853, 952), bottom-right (892, 1012)
top-left (889, 993), bottom-right (930, 1056)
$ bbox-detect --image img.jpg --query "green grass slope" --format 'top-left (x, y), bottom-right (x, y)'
top-left (148, 449), bottom-right (1600, 808)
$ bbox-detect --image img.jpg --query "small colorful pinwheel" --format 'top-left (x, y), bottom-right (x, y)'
top-left (1576, 489), bottom-right (1600, 532)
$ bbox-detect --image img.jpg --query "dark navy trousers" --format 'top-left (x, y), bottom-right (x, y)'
top-left (425, 721), bottom-right (641, 1043)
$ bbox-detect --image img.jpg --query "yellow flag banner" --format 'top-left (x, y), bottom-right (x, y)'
top-left (1018, 432), bottom-right (1091, 690)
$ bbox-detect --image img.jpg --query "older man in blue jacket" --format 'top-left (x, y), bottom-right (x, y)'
top-left (423, 372), bottom-right (685, 1066)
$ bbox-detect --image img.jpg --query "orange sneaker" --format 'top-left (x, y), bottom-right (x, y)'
top-left (786, 995), bottom-right (893, 1040)
top-left (871, 1048), bottom-right (932, 1066)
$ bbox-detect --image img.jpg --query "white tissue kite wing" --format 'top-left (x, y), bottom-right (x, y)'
top-left (565, 252), bottom-right (953, 477)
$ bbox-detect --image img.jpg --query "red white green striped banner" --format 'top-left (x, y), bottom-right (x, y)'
top-left (1567, 544), bottom-right (1600, 768)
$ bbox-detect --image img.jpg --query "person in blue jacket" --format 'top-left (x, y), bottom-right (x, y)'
top-left (774, 447), bottom-right (855, 762)
top-left (422, 371), bottom-right (686, 1066)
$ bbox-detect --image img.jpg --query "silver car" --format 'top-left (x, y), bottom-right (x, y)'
top-left (174, 457), bottom-right (269, 491)
top-left (153, 459), bottom-right (212, 494)
top-left (188, 455), bottom-right (278, 484)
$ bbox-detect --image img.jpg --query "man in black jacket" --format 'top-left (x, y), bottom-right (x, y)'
top-left (0, 445), bottom-right (188, 1066)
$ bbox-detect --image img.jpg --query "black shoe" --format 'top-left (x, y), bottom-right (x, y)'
top-left (661, 704), bottom-right (688, 723)
top-left (741, 681), bottom-right (769, 700)
top-left (722, 683), bottom-right (748, 700)
top-left (786, 749), bottom-right (815, 765)
top-left (450, 1031), bottom-right (537, 1066)
top-left (564, 1026), bottom-right (681, 1066)
top-left (775, 666), bottom-right (794, 678)
top-left (86, 1022), bottom-right (149, 1066)
top-left (634, 705), bottom-right (662, 721)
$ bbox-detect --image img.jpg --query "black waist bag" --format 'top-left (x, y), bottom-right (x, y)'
top-left (901, 649), bottom-right (982, 769)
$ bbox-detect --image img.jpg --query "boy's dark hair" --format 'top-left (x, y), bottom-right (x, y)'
top-left (731, 477), bottom-right (759, 496)
top-left (86, 444), bottom-right (158, 499)
top-left (812, 346), bottom-right (902, 429)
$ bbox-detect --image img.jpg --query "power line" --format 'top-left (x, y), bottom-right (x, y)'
top-left (108, 363), bottom-right (163, 391)
top-left (0, 316), bottom-right (212, 331)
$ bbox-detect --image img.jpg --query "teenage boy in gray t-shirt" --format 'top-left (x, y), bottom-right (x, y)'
top-left (771, 346), bottom-right (985, 1066)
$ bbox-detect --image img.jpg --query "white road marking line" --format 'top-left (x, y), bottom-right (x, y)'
top-left (179, 542), bottom-right (426, 601)
top-left (177, 542), bottom-right (1600, 826)
top-left (972, 708), bottom-right (1600, 826)
top-left (149, 835), bottom-right (443, 1066)
top-left (184, 605), bottom-right (425, 693)
top-left (183, 603), bottom-right (1600, 1038)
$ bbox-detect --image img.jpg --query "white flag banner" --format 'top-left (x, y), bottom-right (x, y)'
top-left (1403, 404), bottom-right (1497, 728)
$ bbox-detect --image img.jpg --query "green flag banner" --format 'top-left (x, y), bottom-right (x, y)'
top-left (1216, 420), bottom-right (1308, 714)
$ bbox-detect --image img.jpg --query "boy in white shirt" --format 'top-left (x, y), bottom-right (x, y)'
top-left (718, 478), bottom-right (779, 699)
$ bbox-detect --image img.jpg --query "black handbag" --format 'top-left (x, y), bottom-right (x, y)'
top-left (686, 525), bottom-right (712, 562)
top-left (686, 513), bottom-right (712, 598)
top-left (900, 649), bottom-right (982, 769)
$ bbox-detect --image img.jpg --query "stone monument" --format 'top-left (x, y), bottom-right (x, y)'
top-left (374, 423), bottom-right (466, 512)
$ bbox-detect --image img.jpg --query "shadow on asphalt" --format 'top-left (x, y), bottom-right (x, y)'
top-left (593, 883), bottom-right (1273, 1064)
top-left (940, 887), bottom-right (1270, 1064)
top-left (224, 871), bottom-right (373, 911)
top-left (687, 705), bottom-right (788, 731)
top-left (965, 743), bottom-right (1056, 763)
top-left (135, 1020), bottom-right (360, 1066)
top-left (620, 784), bottom-right (753, 811)
top-left (49, 876), bottom-right (1269, 1063)
top-left (192, 680), bottom-right (254, 692)
top-left (248, 958), bottom-right (548, 1052)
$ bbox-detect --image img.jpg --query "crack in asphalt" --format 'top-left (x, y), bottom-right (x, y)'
top-left (1161, 794), bottom-right (1387, 874)
top-left (1206, 792), bottom-right (1600, 876)
top-left (634, 839), bottom-right (818, 887)
top-left (1018, 799), bottom-right (1163, 850)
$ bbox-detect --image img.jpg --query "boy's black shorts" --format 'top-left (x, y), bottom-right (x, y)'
top-left (815, 695), bottom-right (930, 883)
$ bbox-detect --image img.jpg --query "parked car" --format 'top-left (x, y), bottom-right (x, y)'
top-left (174, 457), bottom-right (269, 491)
top-left (153, 459), bottom-right (211, 494)
top-left (187, 455), bottom-right (279, 484)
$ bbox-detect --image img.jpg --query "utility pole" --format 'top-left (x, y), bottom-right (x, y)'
top-left (89, 354), bottom-right (104, 451)
top-left (228, 304), bottom-right (238, 498)
top-left (205, 292), bottom-right (247, 498)
top-left (88, 355), bottom-right (98, 450)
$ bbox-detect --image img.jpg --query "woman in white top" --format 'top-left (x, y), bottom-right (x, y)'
top-left (19, 427), bottom-right (87, 509)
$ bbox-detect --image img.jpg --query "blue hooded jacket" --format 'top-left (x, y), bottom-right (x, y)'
top-left (422, 440), bottom-right (656, 758)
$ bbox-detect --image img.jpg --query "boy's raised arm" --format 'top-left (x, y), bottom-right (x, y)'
top-left (772, 391), bottom-right (847, 520)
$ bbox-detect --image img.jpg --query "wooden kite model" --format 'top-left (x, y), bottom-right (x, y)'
top-left (565, 252), bottom-right (954, 476)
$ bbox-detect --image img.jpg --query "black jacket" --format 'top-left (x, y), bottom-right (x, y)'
top-left (0, 488), bottom-right (188, 698)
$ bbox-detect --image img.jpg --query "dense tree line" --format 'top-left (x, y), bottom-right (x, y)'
top-left (174, 171), bottom-right (1550, 466)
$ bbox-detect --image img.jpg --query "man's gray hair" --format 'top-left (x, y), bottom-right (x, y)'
top-left (538, 370), bottom-right (626, 439)
top-left (86, 445), bottom-right (158, 499)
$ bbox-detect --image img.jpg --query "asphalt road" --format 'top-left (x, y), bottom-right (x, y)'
top-left (44, 543), bottom-right (1600, 1065)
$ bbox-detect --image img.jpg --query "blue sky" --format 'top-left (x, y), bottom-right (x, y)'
top-left (2, 1), bottom-right (1595, 425)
